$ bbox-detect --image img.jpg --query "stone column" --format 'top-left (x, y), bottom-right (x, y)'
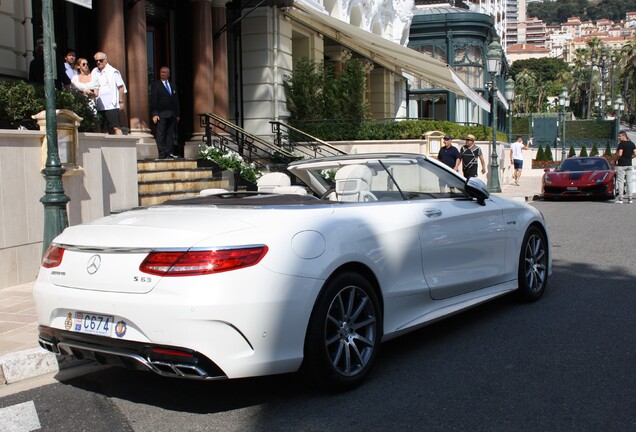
top-left (126, 0), bottom-right (151, 134)
top-left (370, 68), bottom-right (393, 119)
top-left (95, 0), bottom-right (128, 128)
top-left (191, 0), bottom-right (215, 136)
top-left (212, 4), bottom-right (229, 120)
top-left (325, 47), bottom-right (352, 78)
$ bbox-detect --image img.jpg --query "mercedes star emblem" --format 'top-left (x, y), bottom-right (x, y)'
top-left (86, 254), bottom-right (102, 275)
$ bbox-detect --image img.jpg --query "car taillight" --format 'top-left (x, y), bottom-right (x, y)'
top-left (42, 245), bottom-right (65, 268)
top-left (139, 246), bottom-right (268, 276)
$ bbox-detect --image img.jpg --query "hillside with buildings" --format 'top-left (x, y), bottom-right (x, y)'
top-left (505, 1), bottom-right (636, 63)
top-left (528, 0), bottom-right (635, 24)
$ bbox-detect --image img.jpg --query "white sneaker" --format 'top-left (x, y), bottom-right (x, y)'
top-left (629, 199), bottom-right (633, 204)
top-left (615, 199), bottom-right (623, 204)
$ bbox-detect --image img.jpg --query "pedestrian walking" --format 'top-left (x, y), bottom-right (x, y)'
top-left (460, 134), bottom-right (486, 178)
top-left (437, 135), bottom-right (461, 192)
top-left (510, 135), bottom-right (529, 186)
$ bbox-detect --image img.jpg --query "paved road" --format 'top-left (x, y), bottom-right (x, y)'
top-left (1, 200), bottom-right (635, 432)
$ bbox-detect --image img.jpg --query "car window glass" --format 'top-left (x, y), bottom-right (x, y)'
top-left (298, 157), bottom-right (469, 202)
top-left (373, 159), bottom-right (469, 200)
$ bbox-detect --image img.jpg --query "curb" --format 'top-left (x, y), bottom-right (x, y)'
top-left (0, 348), bottom-right (59, 385)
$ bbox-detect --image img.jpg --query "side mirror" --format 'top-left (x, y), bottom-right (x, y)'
top-left (465, 177), bottom-right (489, 206)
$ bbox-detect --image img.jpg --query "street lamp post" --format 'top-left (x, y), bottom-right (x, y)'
top-left (486, 40), bottom-right (502, 193)
top-left (40, 0), bottom-right (69, 255)
top-left (558, 87), bottom-right (570, 162)
top-left (505, 78), bottom-right (515, 145)
top-left (614, 95), bottom-right (625, 137)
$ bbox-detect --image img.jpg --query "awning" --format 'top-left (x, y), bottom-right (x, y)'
top-left (497, 88), bottom-right (509, 111)
top-left (285, 2), bottom-right (491, 112)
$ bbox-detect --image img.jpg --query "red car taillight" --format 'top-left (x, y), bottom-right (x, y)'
top-left (139, 246), bottom-right (268, 276)
top-left (42, 245), bottom-right (65, 268)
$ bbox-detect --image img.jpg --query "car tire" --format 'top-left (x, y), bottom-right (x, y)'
top-left (516, 226), bottom-right (549, 302)
top-left (302, 272), bottom-right (382, 391)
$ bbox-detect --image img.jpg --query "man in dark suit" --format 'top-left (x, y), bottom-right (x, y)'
top-left (151, 66), bottom-right (180, 158)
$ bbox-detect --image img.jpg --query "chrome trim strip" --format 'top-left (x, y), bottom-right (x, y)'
top-left (56, 243), bottom-right (155, 254)
top-left (55, 243), bottom-right (268, 254)
top-left (52, 340), bottom-right (226, 380)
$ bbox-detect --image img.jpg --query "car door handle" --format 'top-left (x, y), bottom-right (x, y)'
top-left (424, 209), bottom-right (442, 218)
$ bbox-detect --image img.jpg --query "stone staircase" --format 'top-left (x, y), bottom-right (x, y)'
top-left (137, 159), bottom-right (231, 206)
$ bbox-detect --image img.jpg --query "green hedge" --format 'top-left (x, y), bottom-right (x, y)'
top-left (0, 80), bottom-right (100, 132)
top-left (291, 119), bottom-right (506, 142)
top-left (563, 119), bottom-right (614, 139)
top-left (511, 116), bottom-right (614, 140)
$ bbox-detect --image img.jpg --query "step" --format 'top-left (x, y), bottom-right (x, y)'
top-left (136, 157), bottom-right (235, 206)
top-left (137, 168), bottom-right (216, 182)
top-left (138, 178), bottom-right (228, 194)
top-left (137, 159), bottom-right (199, 171)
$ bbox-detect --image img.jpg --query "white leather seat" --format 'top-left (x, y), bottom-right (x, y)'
top-left (335, 165), bottom-right (377, 202)
top-left (272, 186), bottom-right (307, 195)
top-left (257, 172), bottom-right (291, 192)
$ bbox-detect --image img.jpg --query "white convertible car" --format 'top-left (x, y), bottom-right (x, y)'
top-left (35, 153), bottom-right (550, 390)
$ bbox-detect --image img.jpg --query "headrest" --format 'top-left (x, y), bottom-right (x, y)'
top-left (335, 165), bottom-right (373, 185)
top-left (257, 172), bottom-right (291, 192)
top-left (335, 165), bottom-right (373, 198)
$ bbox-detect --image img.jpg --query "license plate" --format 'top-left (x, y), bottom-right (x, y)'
top-left (567, 186), bottom-right (578, 191)
top-left (72, 311), bottom-right (114, 336)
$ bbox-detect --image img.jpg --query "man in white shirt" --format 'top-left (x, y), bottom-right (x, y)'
top-left (510, 135), bottom-right (529, 186)
top-left (92, 51), bottom-right (127, 134)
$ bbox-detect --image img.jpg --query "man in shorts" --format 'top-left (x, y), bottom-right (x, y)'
top-left (510, 135), bottom-right (529, 186)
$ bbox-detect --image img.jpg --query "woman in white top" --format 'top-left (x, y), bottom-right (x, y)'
top-left (71, 58), bottom-right (98, 111)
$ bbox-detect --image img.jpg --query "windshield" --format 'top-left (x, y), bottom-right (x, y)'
top-left (559, 158), bottom-right (610, 172)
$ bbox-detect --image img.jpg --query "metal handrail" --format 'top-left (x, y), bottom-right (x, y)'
top-left (198, 113), bottom-right (295, 171)
top-left (270, 121), bottom-right (347, 159)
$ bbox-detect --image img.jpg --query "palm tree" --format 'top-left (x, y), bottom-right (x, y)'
top-left (572, 48), bottom-right (593, 118)
top-left (515, 69), bottom-right (538, 113)
top-left (620, 39), bottom-right (636, 115)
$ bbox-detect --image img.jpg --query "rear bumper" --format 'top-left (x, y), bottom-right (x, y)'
top-left (34, 266), bottom-right (323, 379)
top-left (38, 326), bottom-right (227, 379)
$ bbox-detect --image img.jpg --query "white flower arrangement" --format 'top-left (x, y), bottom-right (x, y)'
top-left (198, 145), bottom-right (263, 184)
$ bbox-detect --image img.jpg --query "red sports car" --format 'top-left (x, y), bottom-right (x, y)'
top-left (542, 156), bottom-right (616, 200)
